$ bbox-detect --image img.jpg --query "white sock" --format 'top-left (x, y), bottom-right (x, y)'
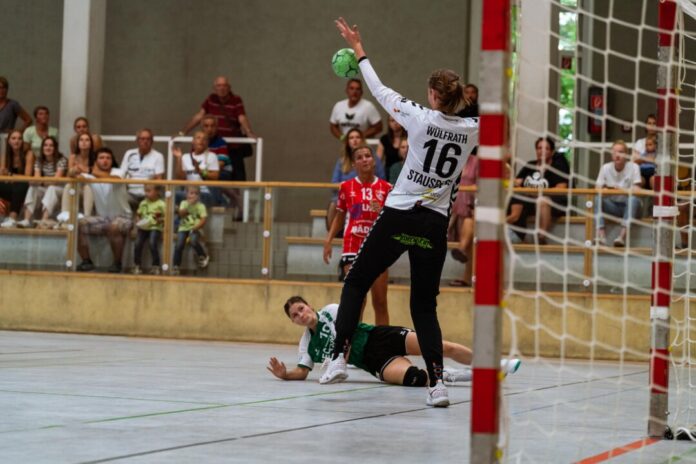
top-left (443, 367), bottom-right (472, 382)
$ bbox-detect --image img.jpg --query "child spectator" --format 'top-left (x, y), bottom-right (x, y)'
top-left (388, 138), bottom-right (408, 184)
top-left (132, 184), bottom-right (166, 275)
top-left (632, 134), bottom-right (657, 188)
top-left (172, 186), bottom-right (209, 275)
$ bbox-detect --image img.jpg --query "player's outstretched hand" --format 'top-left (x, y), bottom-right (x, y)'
top-left (267, 357), bottom-right (287, 380)
top-left (335, 17), bottom-right (365, 58)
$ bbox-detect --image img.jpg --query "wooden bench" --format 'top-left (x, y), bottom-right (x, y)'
top-left (285, 236), bottom-right (695, 291)
top-left (0, 228), bottom-right (70, 267)
top-left (285, 236), bottom-right (468, 281)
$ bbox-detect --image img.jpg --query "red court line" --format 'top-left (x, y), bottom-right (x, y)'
top-left (574, 437), bottom-right (660, 464)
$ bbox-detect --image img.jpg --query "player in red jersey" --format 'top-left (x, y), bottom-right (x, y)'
top-left (323, 144), bottom-right (392, 325)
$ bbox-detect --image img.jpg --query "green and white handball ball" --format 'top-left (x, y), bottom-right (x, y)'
top-left (331, 48), bottom-right (359, 78)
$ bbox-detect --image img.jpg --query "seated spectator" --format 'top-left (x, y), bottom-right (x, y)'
top-left (329, 78), bottom-right (383, 140)
top-left (0, 130), bottom-right (32, 228)
top-left (594, 140), bottom-right (643, 247)
top-left (507, 137), bottom-right (570, 244)
top-left (676, 166), bottom-right (694, 249)
top-left (632, 134), bottom-right (657, 188)
top-left (132, 184), bottom-right (166, 275)
top-left (76, 147), bottom-right (133, 273)
top-left (456, 83), bottom-right (479, 118)
top-left (388, 138), bottom-right (408, 184)
top-left (632, 113), bottom-right (658, 161)
top-left (449, 152), bottom-right (479, 287)
top-left (18, 136), bottom-right (66, 228)
top-left (327, 128), bottom-right (386, 231)
top-left (0, 76), bottom-right (32, 132)
top-left (377, 116), bottom-right (407, 173)
top-left (23, 106), bottom-right (58, 155)
top-left (68, 117), bottom-right (103, 155)
top-left (172, 130), bottom-right (219, 206)
top-left (121, 128), bottom-right (165, 210)
top-left (57, 132), bottom-right (96, 225)
top-left (180, 76), bottom-right (256, 181)
top-left (171, 186), bottom-right (209, 275)
top-left (201, 114), bottom-right (241, 212)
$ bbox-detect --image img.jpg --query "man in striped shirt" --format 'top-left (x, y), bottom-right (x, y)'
top-left (180, 76), bottom-right (256, 181)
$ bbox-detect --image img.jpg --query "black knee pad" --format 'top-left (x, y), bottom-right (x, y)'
top-left (402, 366), bottom-right (428, 387)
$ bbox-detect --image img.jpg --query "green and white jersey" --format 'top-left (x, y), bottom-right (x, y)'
top-left (297, 304), bottom-right (373, 371)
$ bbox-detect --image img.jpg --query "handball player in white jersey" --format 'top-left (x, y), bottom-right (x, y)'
top-left (323, 18), bottom-right (479, 408)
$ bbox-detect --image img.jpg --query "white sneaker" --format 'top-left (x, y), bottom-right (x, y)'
top-left (426, 380), bottom-right (450, 407)
top-left (0, 217), bottom-right (16, 228)
top-left (56, 211), bottom-right (70, 223)
top-left (197, 255), bottom-right (210, 269)
top-left (443, 366), bottom-right (473, 384)
top-left (16, 219), bottom-right (33, 228)
top-left (319, 356), bottom-right (349, 384)
top-left (501, 358), bottom-right (521, 376)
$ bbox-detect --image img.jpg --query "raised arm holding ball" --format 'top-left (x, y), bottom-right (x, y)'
top-left (322, 18), bottom-right (480, 408)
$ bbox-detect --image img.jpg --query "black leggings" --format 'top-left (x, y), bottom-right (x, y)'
top-left (0, 181), bottom-right (29, 215)
top-left (332, 206), bottom-right (449, 386)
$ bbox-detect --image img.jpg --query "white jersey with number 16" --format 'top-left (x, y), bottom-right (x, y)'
top-left (358, 58), bottom-right (479, 217)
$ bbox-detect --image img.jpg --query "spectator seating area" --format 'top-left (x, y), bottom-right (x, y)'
top-left (3, 182), bottom-right (696, 292)
top-left (286, 205), bottom-right (695, 292)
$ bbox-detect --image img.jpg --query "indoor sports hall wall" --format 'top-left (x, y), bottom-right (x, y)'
top-left (1, 0), bottom-right (63, 121)
top-left (0, 270), bottom-right (673, 362)
top-left (99, 0), bottom-right (471, 182)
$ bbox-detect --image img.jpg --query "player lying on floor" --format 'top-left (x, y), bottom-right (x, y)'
top-left (267, 296), bottom-right (521, 386)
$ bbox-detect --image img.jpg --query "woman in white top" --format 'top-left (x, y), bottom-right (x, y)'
top-left (594, 140), bottom-right (643, 247)
top-left (322, 18), bottom-right (479, 408)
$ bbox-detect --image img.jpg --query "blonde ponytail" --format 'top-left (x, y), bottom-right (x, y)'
top-left (428, 69), bottom-right (470, 114)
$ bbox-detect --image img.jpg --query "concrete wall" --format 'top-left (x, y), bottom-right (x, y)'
top-left (587, 0), bottom-right (659, 145)
top-left (1, 1), bottom-right (63, 125)
top-left (100, 0), bottom-right (471, 182)
top-left (0, 271), bottom-right (666, 362)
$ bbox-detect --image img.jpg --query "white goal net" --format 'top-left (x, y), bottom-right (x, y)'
top-left (496, 0), bottom-right (696, 460)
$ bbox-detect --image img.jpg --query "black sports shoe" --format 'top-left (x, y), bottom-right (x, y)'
top-left (77, 260), bottom-right (95, 272)
top-left (108, 262), bottom-right (122, 273)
